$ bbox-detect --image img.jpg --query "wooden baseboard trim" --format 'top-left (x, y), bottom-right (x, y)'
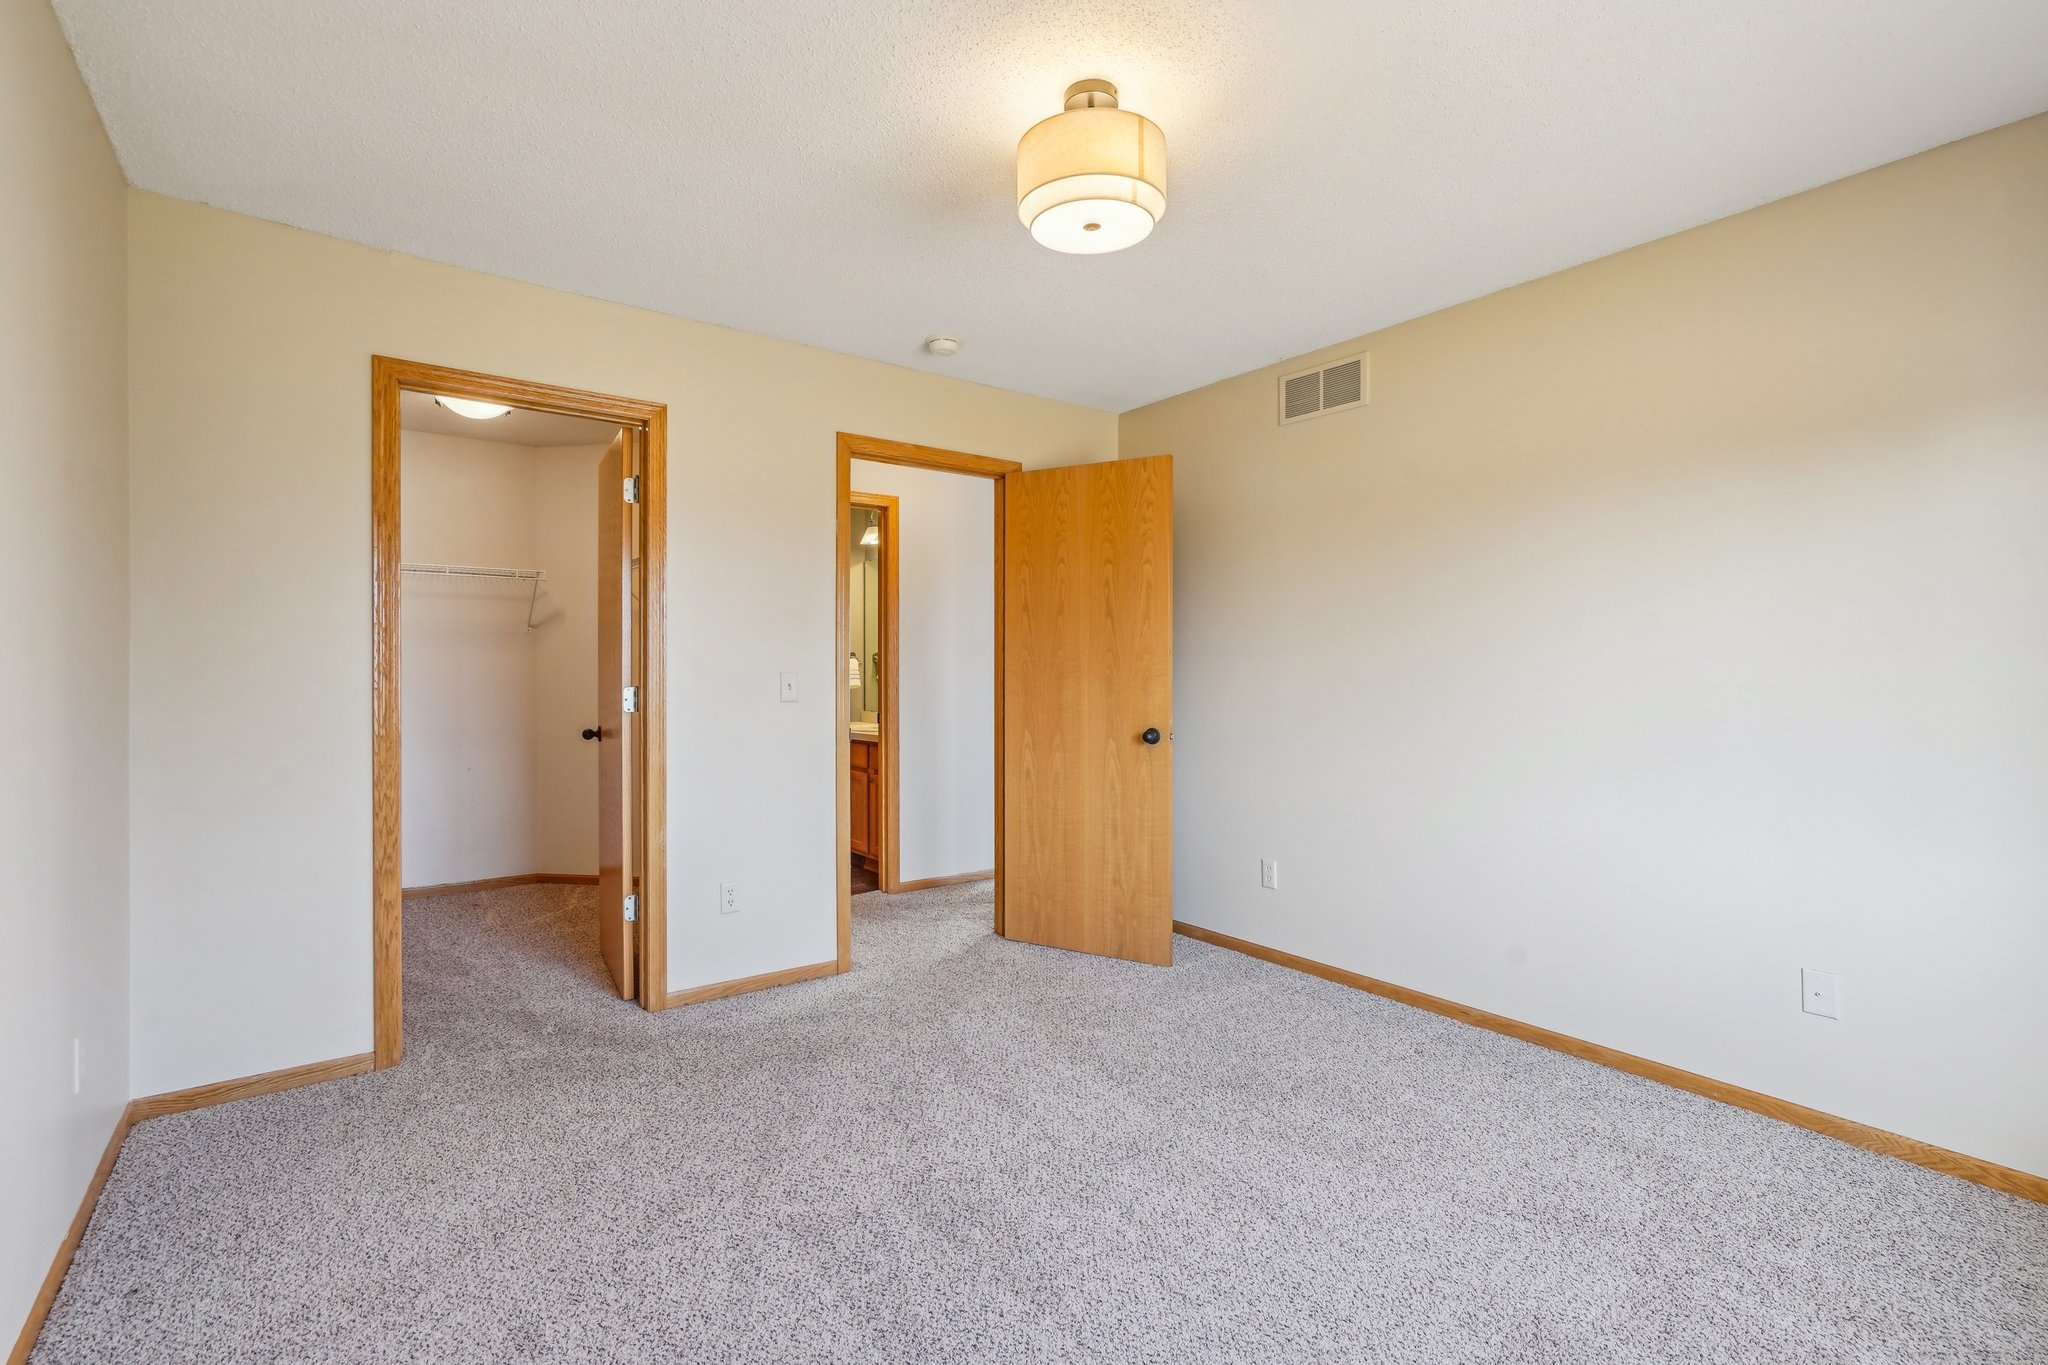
top-left (891, 869), bottom-right (996, 893)
top-left (127, 1052), bottom-right (376, 1123)
top-left (7, 1108), bottom-right (130, 1365)
top-left (667, 958), bottom-right (841, 1007)
top-left (1173, 920), bottom-right (2047, 1204)
top-left (403, 872), bottom-right (598, 897)
top-left (11, 1049), bottom-right (376, 1361)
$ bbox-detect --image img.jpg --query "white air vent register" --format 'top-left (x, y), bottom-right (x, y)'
top-left (1279, 353), bottom-right (1369, 425)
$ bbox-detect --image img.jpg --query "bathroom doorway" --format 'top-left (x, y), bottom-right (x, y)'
top-left (835, 435), bottom-right (1013, 966)
top-left (847, 493), bottom-right (897, 894)
top-left (835, 432), bottom-right (1178, 973)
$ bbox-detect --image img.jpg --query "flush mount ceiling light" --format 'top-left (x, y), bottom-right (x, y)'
top-left (1017, 79), bottom-right (1166, 255)
top-left (434, 396), bottom-right (513, 420)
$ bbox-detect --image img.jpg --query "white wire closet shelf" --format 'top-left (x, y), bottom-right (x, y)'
top-left (400, 562), bottom-right (546, 631)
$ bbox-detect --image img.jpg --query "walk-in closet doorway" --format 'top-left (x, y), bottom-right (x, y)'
top-left (370, 358), bottom-right (671, 1070)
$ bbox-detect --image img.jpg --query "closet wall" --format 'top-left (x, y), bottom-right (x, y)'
top-left (400, 430), bottom-right (609, 888)
top-left (530, 447), bottom-right (604, 876)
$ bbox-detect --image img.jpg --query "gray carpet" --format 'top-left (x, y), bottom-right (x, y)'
top-left (31, 882), bottom-right (2048, 1363)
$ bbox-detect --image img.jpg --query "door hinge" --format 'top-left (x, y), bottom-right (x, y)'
top-left (623, 685), bottom-right (640, 713)
top-left (623, 893), bottom-right (639, 923)
top-left (623, 476), bottom-right (640, 504)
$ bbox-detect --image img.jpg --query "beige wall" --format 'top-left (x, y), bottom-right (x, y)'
top-left (530, 442), bottom-right (608, 877)
top-left (1122, 114), bottom-right (2048, 1177)
top-left (0, 0), bottom-right (130, 1340)
top-left (399, 432), bottom-right (610, 887)
top-left (126, 191), bottom-right (1116, 1094)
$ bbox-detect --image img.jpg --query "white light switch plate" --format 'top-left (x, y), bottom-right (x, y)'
top-left (779, 671), bottom-right (799, 703)
top-left (1801, 967), bottom-right (1839, 1019)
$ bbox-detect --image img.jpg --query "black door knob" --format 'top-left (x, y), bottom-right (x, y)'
top-left (581, 727), bottom-right (603, 741)
top-left (1142, 728), bottom-right (1162, 745)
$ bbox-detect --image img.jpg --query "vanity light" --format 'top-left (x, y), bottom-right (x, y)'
top-left (1016, 79), bottom-right (1167, 255)
top-left (434, 396), bottom-right (513, 420)
top-left (848, 652), bottom-right (862, 689)
top-left (860, 513), bottom-right (879, 547)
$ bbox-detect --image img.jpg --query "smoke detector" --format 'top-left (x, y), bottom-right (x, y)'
top-left (924, 335), bottom-right (961, 357)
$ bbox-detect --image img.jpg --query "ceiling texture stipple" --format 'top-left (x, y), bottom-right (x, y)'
top-left (51, 0), bottom-right (2048, 411)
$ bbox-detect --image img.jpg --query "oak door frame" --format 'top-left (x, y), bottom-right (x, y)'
top-left (372, 356), bottom-right (671, 1069)
top-left (836, 433), bottom-right (1021, 968)
top-left (847, 491), bottom-right (900, 890)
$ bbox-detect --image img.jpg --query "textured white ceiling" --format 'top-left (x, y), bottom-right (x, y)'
top-left (399, 390), bottom-right (619, 446)
top-left (54, 0), bottom-right (2048, 411)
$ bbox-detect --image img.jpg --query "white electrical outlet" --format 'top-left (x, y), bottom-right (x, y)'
top-left (779, 671), bottom-right (799, 703)
top-left (72, 1038), bottom-right (82, 1095)
top-left (1801, 967), bottom-right (1840, 1019)
top-left (1260, 859), bottom-right (1279, 891)
top-left (720, 881), bottom-right (740, 915)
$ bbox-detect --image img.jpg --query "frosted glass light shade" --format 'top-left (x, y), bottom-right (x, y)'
top-left (1016, 83), bottom-right (1166, 255)
top-left (434, 396), bottom-right (513, 420)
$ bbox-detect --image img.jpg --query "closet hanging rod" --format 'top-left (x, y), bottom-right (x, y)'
top-left (400, 562), bottom-right (543, 580)
top-left (400, 562), bottom-right (546, 631)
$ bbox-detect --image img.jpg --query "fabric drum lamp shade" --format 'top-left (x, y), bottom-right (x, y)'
top-left (1016, 80), bottom-right (1167, 255)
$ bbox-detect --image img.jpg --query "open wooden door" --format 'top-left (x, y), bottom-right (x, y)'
top-left (1001, 454), bottom-right (1173, 966)
top-left (595, 433), bottom-right (636, 998)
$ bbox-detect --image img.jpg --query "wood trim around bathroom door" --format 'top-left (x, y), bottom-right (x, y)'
top-left (371, 356), bottom-right (671, 1070)
top-left (848, 491), bottom-right (900, 892)
top-left (836, 434), bottom-right (1020, 968)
